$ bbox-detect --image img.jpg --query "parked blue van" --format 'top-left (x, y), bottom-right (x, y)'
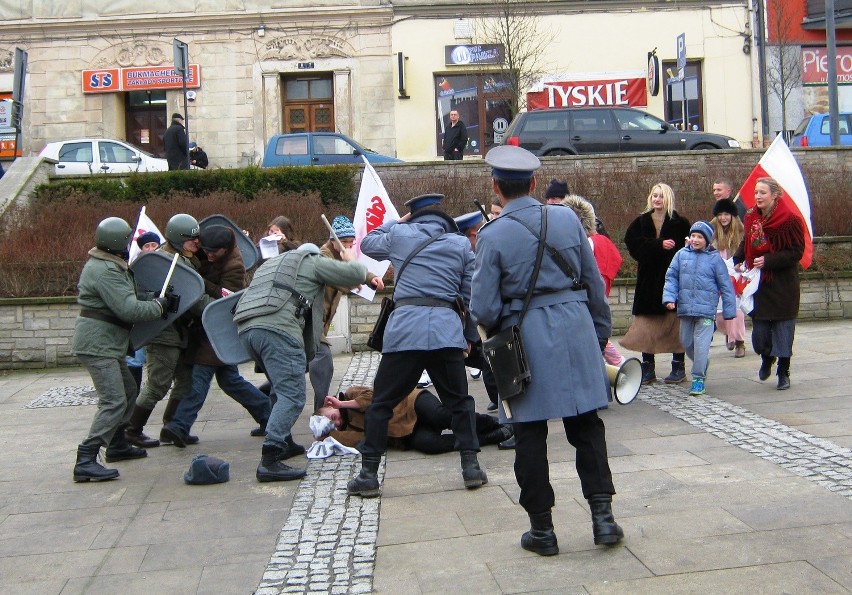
top-left (790, 113), bottom-right (852, 147)
top-left (262, 133), bottom-right (402, 167)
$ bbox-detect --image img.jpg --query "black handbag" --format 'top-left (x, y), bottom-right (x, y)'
top-left (481, 206), bottom-right (549, 399)
top-left (365, 231), bottom-right (445, 351)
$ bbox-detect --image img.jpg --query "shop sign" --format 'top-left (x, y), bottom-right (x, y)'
top-left (445, 44), bottom-right (504, 66)
top-left (802, 46), bottom-right (852, 85)
top-left (527, 74), bottom-right (648, 109)
top-left (0, 99), bottom-right (11, 128)
top-left (83, 64), bottom-right (201, 93)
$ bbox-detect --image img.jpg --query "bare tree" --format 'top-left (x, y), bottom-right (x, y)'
top-left (766, 0), bottom-right (802, 138)
top-left (473, 0), bottom-right (557, 115)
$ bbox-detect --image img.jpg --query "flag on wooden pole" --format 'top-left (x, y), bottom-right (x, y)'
top-left (128, 206), bottom-right (164, 264)
top-left (736, 134), bottom-right (814, 269)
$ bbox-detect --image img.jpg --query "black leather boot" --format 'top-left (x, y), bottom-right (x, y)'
top-left (640, 361), bottom-right (656, 385)
top-left (73, 443), bottom-right (120, 482)
top-left (125, 405), bottom-right (160, 448)
top-left (281, 434), bottom-right (306, 459)
top-left (664, 359), bottom-right (686, 384)
top-left (347, 454), bottom-right (382, 497)
top-left (588, 494), bottom-right (624, 546)
top-left (480, 425), bottom-right (513, 446)
top-left (521, 510), bottom-right (559, 556)
top-left (460, 450), bottom-right (488, 489)
top-left (777, 357), bottom-right (791, 390)
top-left (105, 425), bottom-right (148, 462)
top-left (256, 445), bottom-right (307, 482)
top-left (758, 355), bottom-right (776, 381)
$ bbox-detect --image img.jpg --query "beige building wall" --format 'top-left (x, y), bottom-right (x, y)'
top-left (393, 3), bottom-right (755, 161)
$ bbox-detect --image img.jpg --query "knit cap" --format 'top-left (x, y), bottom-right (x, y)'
top-left (690, 220), bottom-right (714, 244)
top-left (136, 231), bottom-right (161, 248)
top-left (330, 215), bottom-right (356, 239)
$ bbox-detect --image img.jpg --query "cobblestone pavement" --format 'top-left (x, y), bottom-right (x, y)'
top-left (255, 352), bottom-right (382, 594)
top-left (640, 383), bottom-right (852, 499)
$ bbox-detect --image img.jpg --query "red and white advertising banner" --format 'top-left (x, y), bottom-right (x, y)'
top-left (83, 65), bottom-right (201, 93)
top-left (527, 72), bottom-right (648, 109)
top-left (801, 46), bottom-right (852, 85)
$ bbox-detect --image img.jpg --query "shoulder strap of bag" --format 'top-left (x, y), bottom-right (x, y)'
top-left (392, 232), bottom-right (445, 298)
top-left (503, 207), bottom-right (585, 291)
top-left (517, 206), bottom-right (548, 327)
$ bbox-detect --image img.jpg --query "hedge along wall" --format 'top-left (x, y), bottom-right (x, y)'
top-left (4, 274), bottom-right (850, 370)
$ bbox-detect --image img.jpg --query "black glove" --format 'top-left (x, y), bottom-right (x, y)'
top-left (154, 293), bottom-right (181, 319)
top-left (599, 337), bottom-right (608, 354)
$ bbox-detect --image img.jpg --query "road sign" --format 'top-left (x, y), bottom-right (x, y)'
top-left (677, 33), bottom-right (686, 72)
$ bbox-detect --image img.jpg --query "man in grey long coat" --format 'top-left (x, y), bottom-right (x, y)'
top-left (470, 145), bottom-right (623, 556)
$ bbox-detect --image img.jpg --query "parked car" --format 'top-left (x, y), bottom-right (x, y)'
top-left (501, 107), bottom-right (741, 155)
top-left (39, 138), bottom-right (168, 175)
top-left (262, 132), bottom-right (402, 167)
top-left (790, 113), bottom-right (852, 147)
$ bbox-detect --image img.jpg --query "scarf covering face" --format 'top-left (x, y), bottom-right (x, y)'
top-left (743, 195), bottom-right (804, 281)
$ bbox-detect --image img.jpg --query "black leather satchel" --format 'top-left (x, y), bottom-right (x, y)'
top-left (480, 206), bottom-right (549, 398)
top-left (365, 231), bottom-right (445, 351)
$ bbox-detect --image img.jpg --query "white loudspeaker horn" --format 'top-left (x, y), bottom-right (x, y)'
top-left (606, 357), bottom-right (642, 405)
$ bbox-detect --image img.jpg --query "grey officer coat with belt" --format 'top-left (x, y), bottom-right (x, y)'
top-left (360, 211), bottom-right (479, 352)
top-left (470, 198), bottom-right (611, 423)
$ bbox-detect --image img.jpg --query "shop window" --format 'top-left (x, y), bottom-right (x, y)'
top-left (434, 74), bottom-right (514, 157)
top-left (662, 60), bottom-right (704, 131)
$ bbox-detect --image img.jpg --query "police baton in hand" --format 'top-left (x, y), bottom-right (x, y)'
top-left (474, 199), bottom-right (491, 222)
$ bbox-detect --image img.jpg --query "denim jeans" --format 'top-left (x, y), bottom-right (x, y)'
top-left (679, 316), bottom-right (715, 378)
top-left (240, 328), bottom-right (306, 450)
top-left (77, 354), bottom-right (138, 447)
top-left (169, 363), bottom-right (272, 434)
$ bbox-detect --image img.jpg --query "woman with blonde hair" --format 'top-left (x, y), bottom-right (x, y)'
top-left (622, 183), bottom-right (691, 384)
top-left (711, 198), bottom-right (747, 357)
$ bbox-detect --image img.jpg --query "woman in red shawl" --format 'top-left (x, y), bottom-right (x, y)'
top-left (734, 177), bottom-right (805, 390)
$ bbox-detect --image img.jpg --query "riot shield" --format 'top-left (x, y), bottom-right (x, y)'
top-left (129, 251), bottom-right (205, 350)
top-left (201, 290), bottom-right (252, 365)
top-left (200, 214), bottom-right (261, 271)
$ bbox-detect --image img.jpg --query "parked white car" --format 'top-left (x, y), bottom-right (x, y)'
top-left (39, 138), bottom-right (168, 175)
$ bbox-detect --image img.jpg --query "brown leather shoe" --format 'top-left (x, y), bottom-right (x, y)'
top-left (734, 343), bottom-right (746, 358)
top-left (125, 427), bottom-right (160, 448)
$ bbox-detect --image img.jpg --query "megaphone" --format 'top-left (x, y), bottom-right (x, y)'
top-left (606, 357), bottom-right (642, 405)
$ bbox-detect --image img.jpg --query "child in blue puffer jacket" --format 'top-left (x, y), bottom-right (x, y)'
top-left (663, 221), bottom-right (737, 395)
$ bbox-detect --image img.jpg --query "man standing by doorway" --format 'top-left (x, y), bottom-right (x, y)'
top-left (164, 113), bottom-right (189, 170)
top-left (442, 110), bottom-right (468, 161)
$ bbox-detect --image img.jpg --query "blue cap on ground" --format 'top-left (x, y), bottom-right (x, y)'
top-left (404, 193), bottom-right (444, 212)
top-left (454, 211), bottom-right (483, 232)
top-left (183, 454), bottom-right (230, 485)
top-left (484, 145), bottom-right (541, 180)
top-left (690, 220), bottom-right (714, 244)
top-left (330, 215), bottom-right (356, 239)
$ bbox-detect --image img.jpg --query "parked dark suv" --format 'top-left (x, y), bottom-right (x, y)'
top-left (502, 107), bottom-right (740, 155)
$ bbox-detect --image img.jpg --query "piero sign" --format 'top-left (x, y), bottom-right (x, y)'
top-left (527, 72), bottom-right (648, 110)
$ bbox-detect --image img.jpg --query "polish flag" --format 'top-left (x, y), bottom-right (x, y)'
top-left (351, 158), bottom-right (399, 300)
top-left (736, 134), bottom-right (814, 269)
top-left (128, 206), bottom-right (164, 264)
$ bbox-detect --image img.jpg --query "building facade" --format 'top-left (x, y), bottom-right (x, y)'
top-left (1, 0), bottom-right (760, 167)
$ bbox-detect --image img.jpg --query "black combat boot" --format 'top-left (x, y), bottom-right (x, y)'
top-left (520, 510), bottom-right (559, 556)
top-left (776, 357), bottom-right (791, 390)
top-left (663, 359), bottom-right (686, 384)
top-left (105, 425), bottom-right (148, 462)
top-left (281, 434), bottom-right (306, 459)
top-left (460, 450), bottom-right (488, 489)
top-left (256, 445), bottom-right (307, 482)
top-left (125, 405), bottom-right (160, 447)
top-left (479, 424), bottom-right (513, 446)
top-left (73, 443), bottom-right (120, 483)
top-left (758, 355), bottom-right (776, 381)
top-left (347, 454), bottom-right (382, 497)
top-left (640, 361), bottom-right (656, 385)
top-left (588, 494), bottom-right (624, 546)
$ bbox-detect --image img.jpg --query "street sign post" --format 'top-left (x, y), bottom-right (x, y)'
top-left (173, 39), bottom-right (190, 165)
top-left (676, 34), bottom-right (688, 129)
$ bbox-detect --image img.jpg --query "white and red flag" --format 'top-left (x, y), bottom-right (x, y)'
top-left (736, 134), bottom-right (814, 269)
top-left (127, 206), bottom-right (164, 264)
top-left (351, 158), bottom-right (398, 300)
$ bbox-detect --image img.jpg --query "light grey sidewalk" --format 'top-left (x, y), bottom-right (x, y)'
top-left (0, 320), bottom-right (850, 594)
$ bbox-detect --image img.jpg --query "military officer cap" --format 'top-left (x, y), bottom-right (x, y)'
top-left (404, 193), bottom-right (444, 212)
top-left (454, 211), bottom-right (483, 232)
top-left (485, 145), bottom-right (541, 180)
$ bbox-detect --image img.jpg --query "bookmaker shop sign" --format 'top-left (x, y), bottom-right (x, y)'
top-left (82, 65), bottom-right (202, 93)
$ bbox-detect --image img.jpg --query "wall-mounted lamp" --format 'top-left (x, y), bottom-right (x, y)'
top-left (257, 25), bottom-right (265, 38)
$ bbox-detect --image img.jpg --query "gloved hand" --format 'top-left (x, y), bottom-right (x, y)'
top-left (154, 293), bottom-right (181, 319)
top-left (599, 337), bottom-right (608, 354)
